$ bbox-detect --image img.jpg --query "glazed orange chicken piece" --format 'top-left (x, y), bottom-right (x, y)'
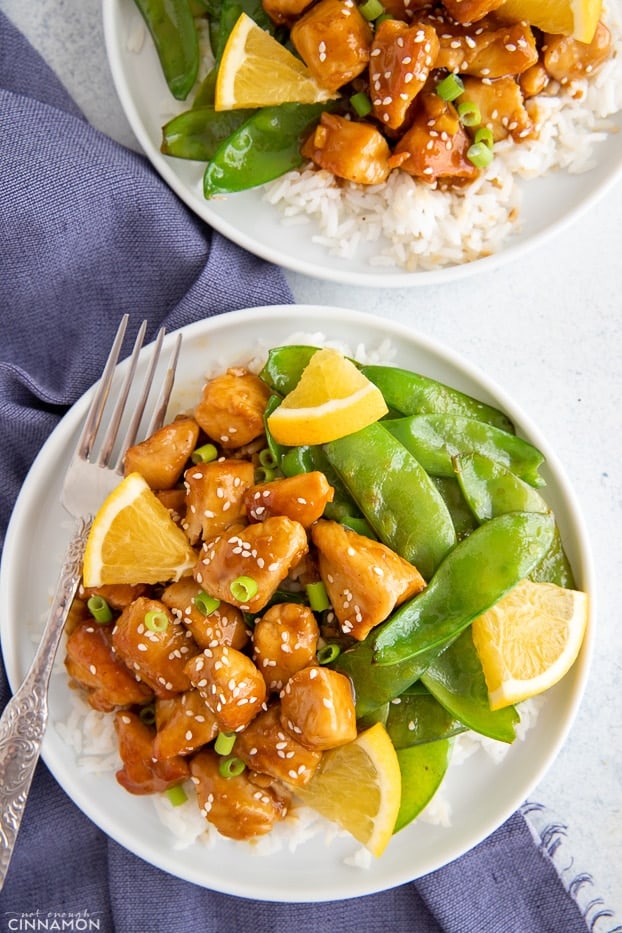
top-left (244, 471), bottom-right (334, 528)
top-left (153, 689), bottom-right (219, 759)
top-left (234, 703), bottom-right (322, 786)
top-left (381, 0), bottom-right (434, 22)
top-left (182, 458), bottom-right (255, 545)
top-left (194, 517), bottom-right (309, 613)
top-left (161, 577), bottom-right (249, 651)
top-left (112, 596), bottom-right (199, 698)
top-left (184, 645), bottom-right (267, 732)
top-left (393, 90), bottom-right (479, 183)
top-left (301, 113), bottom-right (394, 185)
top-left (190, 749), bottom-right (290, 840)
top-left (194, 367), bottom-right (272, 450)
top-left (369, 20), bottom-right (440, 131)
top-left (262, 0), bottom-right (313, 25)
top-left (253, 603), bottom-right (320, 692)
top-left (123, 417), bottom-right (200, 490)
top-left (312, 519), bottom-right (426, 640)
top-left (65, 619), bottom-right (153, 712)
top-left (79, 582), bottom-right (148, 611)
top-left (542, 22), bottom-right (612, 84)
top-left (291, 0), bottom-right (373, 93)
top-left (432, 15), bottom-right (538, 77)
top-left (114, 710), bottom-right (190, 794)
top-left (280, 666), bottom-right (357, 750)
top-left (460, 75), bottom-right (534, 141)
top-left (442, 0), bottom-right (506, 24)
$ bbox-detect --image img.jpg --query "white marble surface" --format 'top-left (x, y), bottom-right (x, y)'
top-left (3, 0), bottom-right (621, 920)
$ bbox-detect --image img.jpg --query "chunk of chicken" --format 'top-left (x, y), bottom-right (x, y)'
top-left (190, 749), bottom-right (290, 840)
top-left (161, 578), bottom-right (249, 651)
top-left (79, 582), bottom-right (149, 612)
top-left (291, 0), bottom-right (373, 93)
top-left (183, 458), bottom-right (255, 544)
top-left (65, 619), bottom-right (153, 712)
top-left (194, 517), bottom-right (309, 613)
top-left (381, 0), bottom-right (435, 23)
top-left (184, 645), bottom-right (267, 732)
top-left (253, 602), bottom-right (320, 692)
top-left (194, 367), bottom-right (272, 449)
top-left (262, 0), bottom-right (313, 25)
top-left (244, 471), bottom-right (334, 528)
top-left (114, 710), bottom-right (189, 794)
top-left (518, 62), bottom-right (550, 99)
top-left (112, 596), bottom-right (199, 698)
top-left (153, 689), bottom-right (219, 758)
top-left (542, 22), bottom-right (612, 84)
top-left (280, 666), bottom-right (357, 750)
top-left (301, 113), bottom-right (394, 185)
top-left (123, 417), bottom-right (200, 490)
top-left (234, 703), bottom-right (322, 786)
top-left (156, 487), bottom-right (187, 524)
top-left (442, 0), bottom-right (505, 25)
top-left (460, 75), bottom-right (534, 142)
top-left (369, 20), bottom-right (440, 131)
top-left (312, 519), bottom-right (426, 639)
top-left (433, 16), bottom-right (538, 77)
top-left (393, 91), bottom-right (479, 184)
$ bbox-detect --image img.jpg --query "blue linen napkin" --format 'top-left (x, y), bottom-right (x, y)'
top-left (0, 11), bottom-right (614, 933)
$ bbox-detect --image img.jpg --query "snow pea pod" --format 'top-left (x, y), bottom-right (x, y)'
top-left (385, 685), bottom-right (467, 748)
top-left (133, 0), bottom-right (199, 100)
top-left (260, 345), bottom-right (317, 395)
top-left (394, 740), bottom-right (450, 832)
top-left (325, 422), bottom-right (457, 580)
top-left (203, 103), bottom-right (329, 197)
top-left (431, 476), bottom-right (478, 541)
top-left (385, 414), bottom-right (546, 487)
top-left (373, 511), bottom-right (555, 665)
top-left (161, 107), bottom-right (255, 160)
top-left (420, 627), bottom-right (519, 743)
top-left (454, 453), bottom-right (575, 588)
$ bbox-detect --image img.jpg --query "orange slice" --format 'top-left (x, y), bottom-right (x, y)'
top-left (497, 0), bottom-right (602, 43)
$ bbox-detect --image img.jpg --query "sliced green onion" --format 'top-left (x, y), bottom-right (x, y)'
top-left (87, 595), bottom-right (113, 624)
top-left (218, 756), bottom-right (246, 778)
top-left (194, 590), bottom-right (220, 616)
top-left (191, 442), bottom-right (218, 464)
top-left (359, 0), bottom-right (384, 19)
top-left (165, 784), bottom-right (188, 806)
top-left (474, 125), bottom-right (494, 149)
top-left (317, 643), bottom-right (341, 665)
top-left (350, 91), bottom-right (372, 118)
top-left (144, 609), bottom-right (169, 633)
top-left (230, 575), bottom-right (258, 603)
top-left (258, 448), bottom-right (278, 469)
top-left (254, 466), bottom-right (278, 483)
top-left (436, 73), bottom-right (464, 102)
top-left (139, 703), bottom-right (156, 726)
top-left (214, 731), bottom-right (237, 756)
top-left (467, 141), bottom-right (494, 168)
top-left (457, 100), bottom-right (481, 126)
top-left (375, 11), bottom-right (393, 22)
top-left (305, 581), bottom-right (331, 612)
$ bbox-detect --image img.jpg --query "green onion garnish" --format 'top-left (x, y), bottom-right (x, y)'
top-left (317, 643), bottom-right (341, 665)
top-left (340, 516), bottom-right (377, 538)
top-left (218, 756), bottom-right (246, 779)
top-left (258, 448), bottom-right (278, 469)
top-left (193, 590), bottom-right (220, 616)
top-left (467, 141), bottom-right (494, 168)
top-left (306, 581), bottom-right (331, 612)
top-left (230, 575), bottom-right (258, 603)
top-left (436, 73), bottom-right (464, 102)
top-left (359, 0), bottom-right (384, 19)
top-left (474, 125), bottom-right (494, 149)
top-left (457, 100), bottom-right (481, 126)
top-left (87, 595), bottom-right (113, 624)
top-left (191, 442), bottom-right (218, 464)
top-left (214, 731), bottom-right (237, 756)
top-left (139, 704), bottom-right (156, 726)
top-left (165, 784), bottom-right (188, 806)
top-left (254, 466), bottom-right (277, 483)
top-left (144, 610), bottom-right (169, 633)
top-left (350, 91), bottom-right (373, 118)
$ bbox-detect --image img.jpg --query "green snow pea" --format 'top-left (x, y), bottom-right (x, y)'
top-left (385, 414), bottom-right (546, 487)
top-left (431, 476), bottom-right (478, 541)
top-left (385, 684), bottom-right (467, 748)
top-left (203, 103), bottom-right (329, 197)
top-left (161, 107), bottom-right (255, 160)
top-left (260, 345), bottom-right (318, 395)
top-left (420, 627), bottom-right (519, 743)
top-left (133, 0), bottom-right (199, 100)
top-left (454, 453), bottom-right (575, 588)
top-left (373, 510), bottom-right (555, 665)
top-left (360, 365), bottom-right (514, 433)
top-left (394, 740), bottom-right (450, 832)
top-left (325, 422), bottom-right (457, 580)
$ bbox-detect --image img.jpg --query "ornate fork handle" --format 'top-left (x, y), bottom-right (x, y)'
top-left (0, 517), bottom-right (91, 888)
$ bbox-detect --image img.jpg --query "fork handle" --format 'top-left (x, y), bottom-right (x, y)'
top-left (0, 517), bottom-right (91, 890)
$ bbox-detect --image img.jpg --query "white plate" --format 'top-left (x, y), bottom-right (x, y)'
top-left (0, 306), bottom-right (594, 901)
top-left (102, 0), bottom-right (622, 287)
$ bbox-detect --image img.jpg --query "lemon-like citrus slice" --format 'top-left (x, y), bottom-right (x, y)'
top-left (82, 472), bottom-right (196, 587)
top-left (497, 0), bottom-right (602, 43)
top-left (266, 348), bottom-right (389, 446)
top-left (215, 13), bottom-right (336, 111)
top-left (472, 578), bottom-right (589, 710)
top-left (292, 722), bottom-right (401, 857)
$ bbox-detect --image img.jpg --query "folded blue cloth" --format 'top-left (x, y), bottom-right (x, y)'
top-left (0, 11), bottom-right (610, 932)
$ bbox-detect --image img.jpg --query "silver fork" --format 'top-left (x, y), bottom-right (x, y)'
top-left (0, 314), bottom-right (182, 889)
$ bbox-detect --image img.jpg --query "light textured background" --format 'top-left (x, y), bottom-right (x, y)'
top-left (3, 0), bottom-right (621, 920)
